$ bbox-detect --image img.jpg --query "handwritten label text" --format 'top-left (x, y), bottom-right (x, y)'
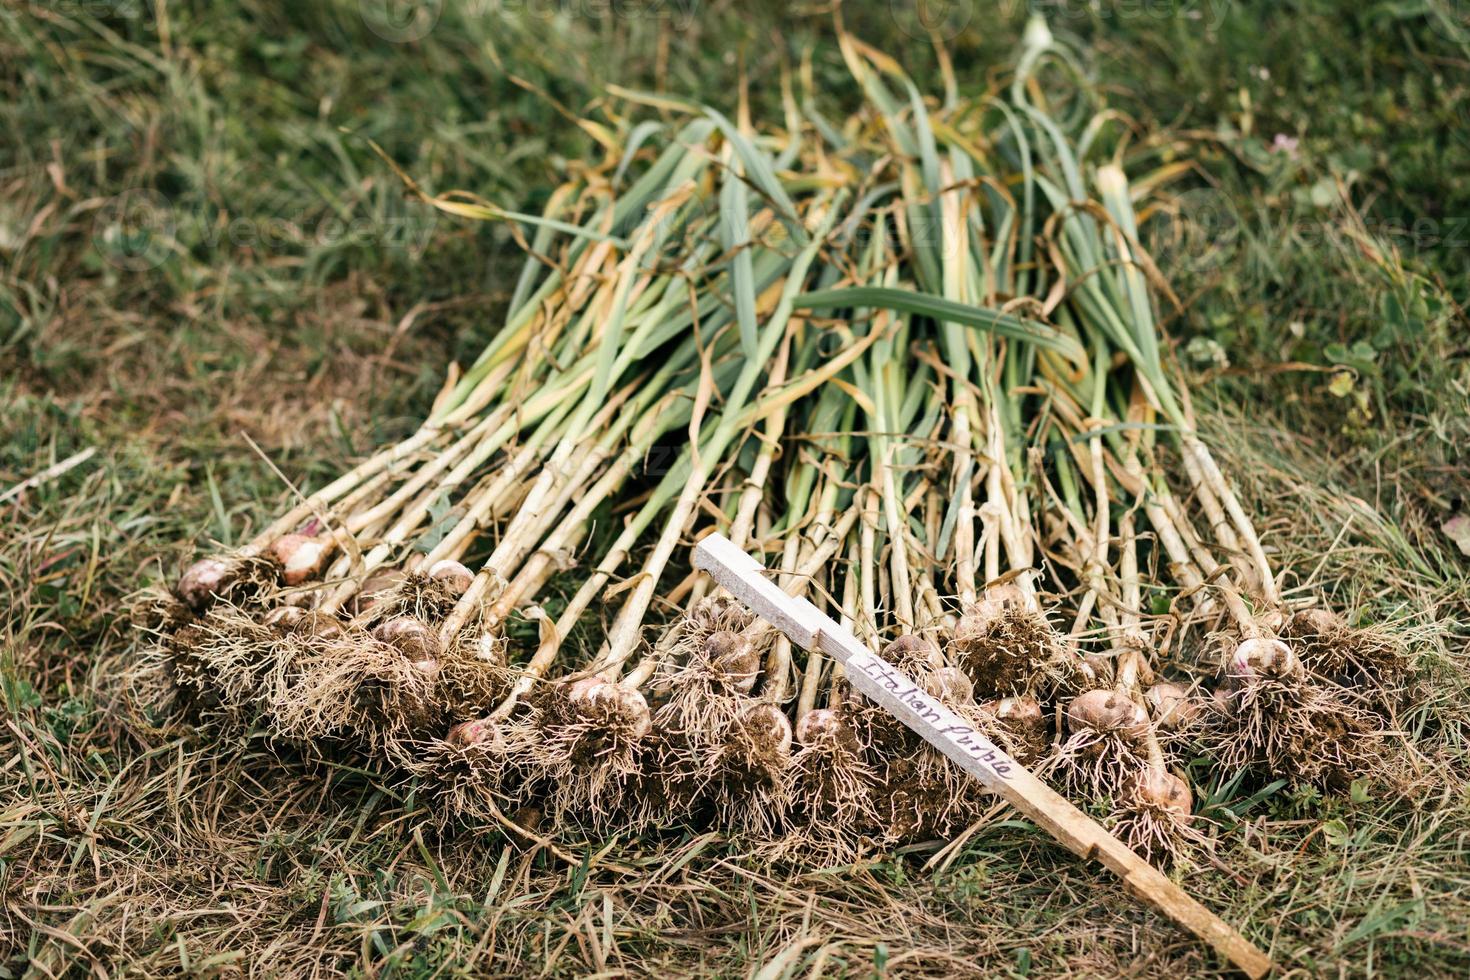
top-left (849, 653), bottom-right (1015, 780)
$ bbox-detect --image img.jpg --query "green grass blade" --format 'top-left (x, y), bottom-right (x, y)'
top-left (794, 287), bottom-right (1087, 367)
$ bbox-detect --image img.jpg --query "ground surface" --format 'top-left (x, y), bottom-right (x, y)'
top-left (2, 1), bottom-right (1468, 976)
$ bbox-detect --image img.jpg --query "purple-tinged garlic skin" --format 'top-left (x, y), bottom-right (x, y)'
top-left (987, 695), bottom-right (1044, 728)
top-left (957, 582), bottom-right (1029, 636)
top-left (266, 607), bottom-right (345, 641)
top-left (925, 665), bottom-right (974, 704)
top-left (307, 613), bottom-right (344, 641)
top-left (264, 606), bottom-right (306, 629)
top-left (176, 557), bottom-right (232, 612)
top-left (795, 707), bottom-right (861, 755)
top-left (354, 568), bottom-right (407, 614)
top-left (594, 684), bottom-right (652, 739)
top-left (1288, 608), bottom-right (1344, 636)
top-left (271, 533), bottom-right (332, 586)
top-left (1229, 637), bottom-right (1301, 682)
top-left (882, 634), bottom-right (944, 672)
top-left (565, 675), bottom-right (608, 704)
top-left (980, 695), bottom-right (1047, 763)
top-left (1127, 768), bottom-right (1193, 818)
top-left (373, 617), bottom-right (440, 661)
top-left (1066, 689), bottom-right (1150, 743)
top-left (1082, 654), bottom-right (1115, 687)
top-left (447, 717), bottom-right (499, 749)
top-left (796, 707), bottom-right (838, 746)
top-left (742, 702), bottom-right (794, 757)
top-left (429, 559), bottom-right (475, 596)
top-left (983, 582), bottom-right (1027, 607)
top-left (1145, 681), bottom-right (1200, 731)
top-left (705, 630), bottom-right (760, 693)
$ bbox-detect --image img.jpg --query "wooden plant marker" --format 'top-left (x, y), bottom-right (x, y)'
top-left (694, 533), bottom-right (1273, 978)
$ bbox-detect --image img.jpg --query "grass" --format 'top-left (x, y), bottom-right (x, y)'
top-left (2, 0), bottom-right (1468, 974)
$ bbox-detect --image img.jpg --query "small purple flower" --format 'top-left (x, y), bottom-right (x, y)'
top-left (1270, 133), bottom-right (1300, 159)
